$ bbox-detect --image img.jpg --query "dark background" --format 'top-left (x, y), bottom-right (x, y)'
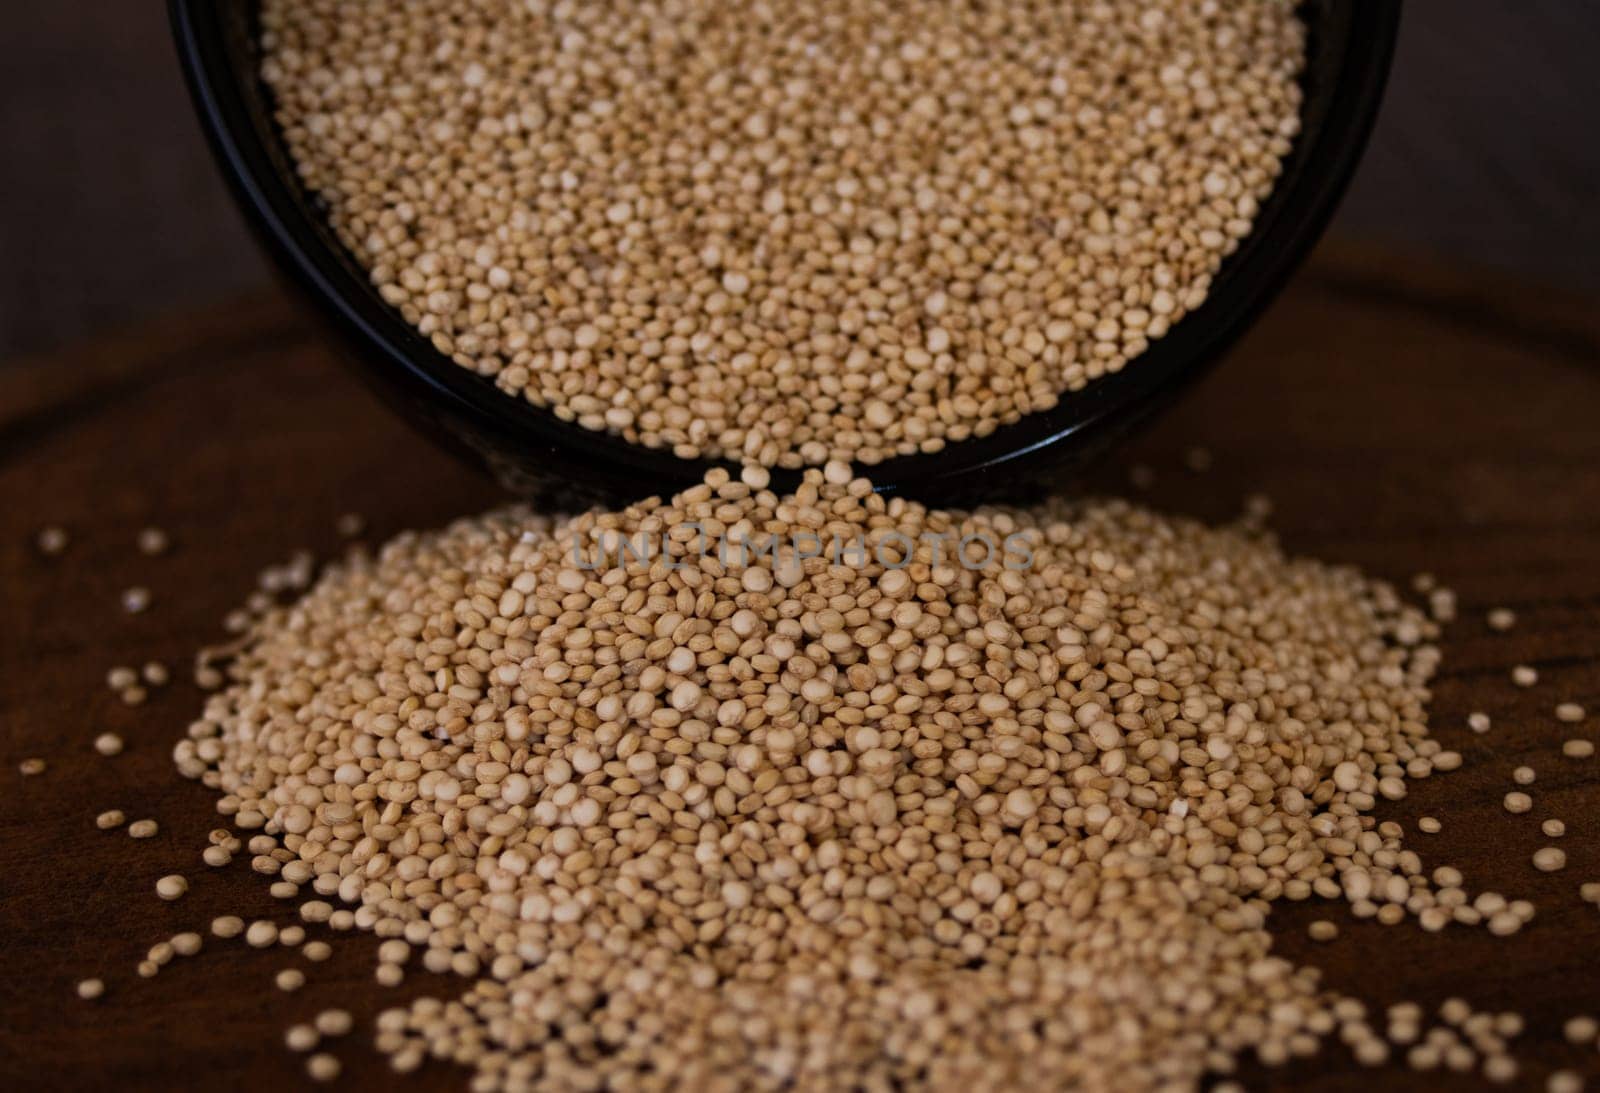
top-left (1, 1), bottom-right (1597, 361)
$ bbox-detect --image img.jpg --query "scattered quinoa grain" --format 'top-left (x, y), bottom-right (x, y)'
top-left (128, 819), bottom-right (158, 839)
top-left (1418, 817), bottom-right (1441, 834)
top-left (1565, 1016), bottom-right (1599, 1044)
top-left (1534, 847), bottom-right (1568, 873)
top-left (275, 968), bottom-right (305, 992)
top-left (244, 921), bottom-right (278, 948)
top-left (1543, 819), bottom-right (1567, 838)
top-left (211, 916), bottom-right (244, 939)
top-left (18, 758), bottom-right (46, 776)
top-left (1557, 702), bottom-right (1587, 723)
top-left (121, 587), bottom-right (151, 614)
top-left (314, 1009), bottom-right (353, 1038)
top-left (1511, 664), bottom-right (1538, 687)
top-left (1468, 712), bottom-right (1491, 734)
top-left (93, 732), bottom-right (123, 757)
top-left (1307, 921), bottom-right (1338, 942)
top-left (1514, 766), bottom-right (1537, 785)
top-left (76, 978), bottom-right (104, 1000)
top-left (1563, 739), bottom-right (1594, 759)
top-left (1487, 608), bottom-right (1516, 631)
top-left (285, 1024), bottom-right (319, 1052)
top-left (1503, 792), bottom-right (1533, 814)
top-left (1549, 1071), bottom-right (1584, 1093)
top-left (302, 941), bottom-right (332, 963)
top-left (95, 809), bottom-right (125, 830)
top-left (155, 875), bottom-right (188, 901)
top-left (306, 1054), bottom-right (340, 1082)
top-left (107, 666), bottom-right (138, 690)
top-left (137, 527), bottom-right (171, 556)
top-left (36, 526), bottom-right (69, 555)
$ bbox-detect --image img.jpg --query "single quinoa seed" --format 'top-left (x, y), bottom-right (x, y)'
top-left (93, 733), bottom-right (123, 757)
top-left (137, 527), bottom-right (171, 556)
top-left (306, 1054), bottom-right (340, 1083)
top-left (1534, 848), bottom-right (1568, 873)
top-left (76, 978), bottom-right (104, 1001)
top-left (1511, 665), bottom-right (1538, 687)
top-left (1486, 608), bottom-right (1516, 631)
top-left (261, 0), bottom-right (1305, 467)
top-left (95, 809), bottom-right (126, 830)
top-left (1513, 766), bottom-right (1537, 786)
top-left (121, 587), bottom-right (152, 615)
top-left (128, 819), bottom-right (158, 839)
top-left (276, 968), bottom-right (306, 992)
top-left (155, 875), bottom-right (189, 901)
top-left (36, 525), bottom-right (69, 555)
top-left (1562, 739), bottom-right (1595, 759)
top-left (18, 758), bottom-right (46, 776)
top-left (1503, 792), bottom-right (1533, 815)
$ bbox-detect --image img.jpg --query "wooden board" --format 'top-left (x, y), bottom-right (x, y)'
top-left (3, 243), bottom-right (1599, 1090)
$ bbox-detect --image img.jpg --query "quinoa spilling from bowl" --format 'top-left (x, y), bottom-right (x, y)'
top-left (261, 0), bottom-right (1305, 467)
top-left (176, 466), bottom-right (1465, 1090)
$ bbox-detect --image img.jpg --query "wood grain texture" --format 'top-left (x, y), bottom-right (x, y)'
top-left (2, 244), bottom-right (1599, 1091)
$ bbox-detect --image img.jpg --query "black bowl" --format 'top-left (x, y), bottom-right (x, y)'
top-left (170, 0), bottom-right (1399, 507)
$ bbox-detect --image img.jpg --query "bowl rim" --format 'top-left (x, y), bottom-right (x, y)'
top-left (169, 0), bottom-right (1401, 500)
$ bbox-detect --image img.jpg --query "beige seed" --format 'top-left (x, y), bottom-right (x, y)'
top-left (1564, 1016), bottom-right (1599, 1044)
top-left (1513, 766), bottom-right (1537, 786)
top-left (95, 809), bottom-right (126, 830)
top-left (37, 525), bottom-right (69, 555)
top-left (1486, 608), bottom-right (1517, 631)
top-left (306, 1054), bottom-right (340, 1082)
top-left (1543, 819), bottom-right (1567, 838)
top-left (93, 732), bottom-right (123, 757)
top-left (245, 920), bottom-right (278, 948)
top-left (76, 978), bottom-right (104, 1000)
top-left (155, 875), bottom-right (188, 900)
top-left (18, 758), bottom-right (46, 776)
top-left (1534, 847), bottom-right (1568, 873)
top-left (211, 916), bottom-right (245, 939)
top-left (1418, 817), bottom-right (1441, 834)
top-left (285, 1024), bottom-right (319, 1052)
top-left (1511, 664), bottom-right (1538, 687)
top-left (1548, 1071), bottom-right (1584, 1093)
top-left (1467, 712), bottom-right (1491, 734)
top-left (121, 586), bottom-right (152, 614)
top-left (1503, 792), bottom-right (1533, 814)
top-left (1307, 920), bottom-right (1338, 942)
top-left (137, 527), bottom-right (171, 555)
top-left (276, 968), bottom-right (305, 992)
top-left (107, 666), bottom-right (138, 690)
top-left (171, 932), bottom-right (203, 957)
top-left (314, 1009), bottom-right (353, 1037)
top-left (1557, 702), bottom-right (1587, 723)
top-left (1562, 739), bottom-right (1594, 759)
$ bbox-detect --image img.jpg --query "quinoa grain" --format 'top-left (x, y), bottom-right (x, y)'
top-left (262, 0), bottom-right (1305, 467)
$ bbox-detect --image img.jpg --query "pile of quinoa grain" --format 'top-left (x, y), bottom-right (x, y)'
top-left (173, 466), bottom-right (1497, 1089)
top-left (261, 0), bottom-right (1304, 467)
